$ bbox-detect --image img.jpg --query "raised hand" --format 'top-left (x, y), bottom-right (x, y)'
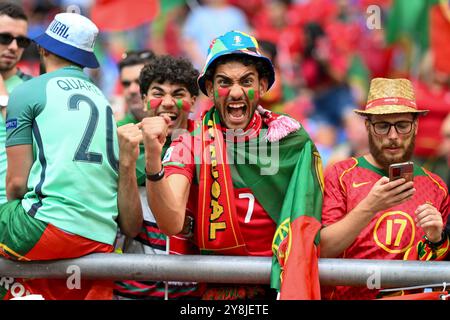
top-left (139, 115), bottom-right (171, 172)
top-left (415, 203), bottom-right (444, 243)
top-left (360, 176), bottom-right (415, 215)
top-left (117, 123), bottom-right (142, 167)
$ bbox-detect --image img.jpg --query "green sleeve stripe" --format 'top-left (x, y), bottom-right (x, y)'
top-left (163, 162), bottom-right (185, 168)
top-left (5, 138), bottom-right (32, 147)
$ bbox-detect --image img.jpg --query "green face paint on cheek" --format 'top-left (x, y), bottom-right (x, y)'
top-left (248, 88), bottom-right (258, 102)
top-left (176, 99), bottom-right (183, 110)
top-left (176, 99), bottom-right (191, 112)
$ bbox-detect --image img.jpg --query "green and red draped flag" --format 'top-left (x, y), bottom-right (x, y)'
top-left (197, 108), bottom-right (323, 299)
top-left (91, 0), bottom-right (159, 32)
top-left (236, 121), bottom-right (323, 299)
top-left (267, 134), bottom-right (323, 299)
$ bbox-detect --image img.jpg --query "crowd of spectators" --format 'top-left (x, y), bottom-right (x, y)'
top-left (16, 0), bottom-right (450, 178)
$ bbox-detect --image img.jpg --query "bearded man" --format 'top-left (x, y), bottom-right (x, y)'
top-left (320, 78), bottom-right (449, 300)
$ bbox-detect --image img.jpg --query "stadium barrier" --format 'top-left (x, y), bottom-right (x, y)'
top-left (1, 254), bottom-right (450, 288)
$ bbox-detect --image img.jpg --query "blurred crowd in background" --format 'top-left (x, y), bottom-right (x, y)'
top-left (14, 0), bottom-right (450, 182)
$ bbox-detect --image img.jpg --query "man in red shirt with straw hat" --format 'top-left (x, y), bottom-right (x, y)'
top-left (320, 78), bottom-right (449, 300)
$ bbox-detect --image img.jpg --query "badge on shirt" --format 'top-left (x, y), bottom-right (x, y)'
top-left (6, 119), bottom-right (18, 130)
top-left (162, 146), bottom-right (174, 164)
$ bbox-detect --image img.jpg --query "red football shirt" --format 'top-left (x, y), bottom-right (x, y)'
top-left (322, 156), bottom-right (449, 300)
top-left (163, 132), bottom-right (276, 257)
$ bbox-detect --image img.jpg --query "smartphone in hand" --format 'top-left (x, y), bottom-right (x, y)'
top-left (389, 161), bottom-right (414, 182)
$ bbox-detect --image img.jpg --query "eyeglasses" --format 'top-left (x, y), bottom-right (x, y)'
top-left (121, 79), bottom-right (140, 88)
top-left (370, 121), bottom-right (414, 135)
top-left (119, 50), bottom-right (155, 71)
top-left (0, 32), bottom-right (31, 48)
top-left (121, 50), bottom-right (154, 61)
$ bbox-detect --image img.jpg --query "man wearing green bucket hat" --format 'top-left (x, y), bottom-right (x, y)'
top-left (141, 30), bottom-right (323, 299)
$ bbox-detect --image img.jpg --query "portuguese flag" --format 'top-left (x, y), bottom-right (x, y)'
top-left (266, 135), bottom-right (323, 299)
top-left (198, 108), bottom-right (323, 299)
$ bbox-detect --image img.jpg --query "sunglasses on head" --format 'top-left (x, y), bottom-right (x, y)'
top-left (0, 32), bottom-right (31, 48)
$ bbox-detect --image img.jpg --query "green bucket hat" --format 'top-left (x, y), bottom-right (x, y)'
top-left (197, 30), bottom-right (275, 96)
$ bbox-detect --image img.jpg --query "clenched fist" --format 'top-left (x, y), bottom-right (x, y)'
top-left (118, 123), bottom-right (142, 167)
top-left (139, 115), bottom-right (171, 172)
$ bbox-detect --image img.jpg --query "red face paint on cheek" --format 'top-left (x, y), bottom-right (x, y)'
top-left (217, 87), bottom-right (230, 98)
top-left (148, 98), bottom-right (162, 110)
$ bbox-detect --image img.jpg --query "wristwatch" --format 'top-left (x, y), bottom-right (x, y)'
top-left (0, 95), bottom-right (8, 108)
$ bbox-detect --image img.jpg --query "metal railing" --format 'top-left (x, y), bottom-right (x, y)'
top-left (2, 254), bottom-right (450, 288)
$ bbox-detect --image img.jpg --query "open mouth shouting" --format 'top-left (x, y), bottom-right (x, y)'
top-left (215, 86), bottom-right (259, 130)
top-left (226, 102), bottom-right (249, 128)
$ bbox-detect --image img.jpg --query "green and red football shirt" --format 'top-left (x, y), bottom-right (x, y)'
top-left (322, 156), bottom-right (449, 300)
top-left (114, 119), bottom-right (205, 299)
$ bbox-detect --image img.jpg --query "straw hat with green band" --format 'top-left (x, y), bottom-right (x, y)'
top-left (197, 30), bottom-right (275, 96)
top-left (354, 78), bottom-right (429, 116)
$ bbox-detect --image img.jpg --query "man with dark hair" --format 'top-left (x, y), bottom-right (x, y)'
top-left (139, 55), bottom-right (199, 104)
top-left (0, 2), bottom-right (32, 205)
top-left (141, 31), bottom-right (323, 300)
top-left (115, 54), bottom-right (204, 299)
top-left (117, 50), bottom-right (155, 126)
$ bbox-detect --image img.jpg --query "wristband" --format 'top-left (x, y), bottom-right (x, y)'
top-left (145, 166), bottom-right (165, 182)
top-left (424, 231), bottom-right (447, 249)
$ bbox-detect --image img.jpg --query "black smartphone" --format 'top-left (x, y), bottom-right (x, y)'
top-left (389, 161), bottom-right (414, 182)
